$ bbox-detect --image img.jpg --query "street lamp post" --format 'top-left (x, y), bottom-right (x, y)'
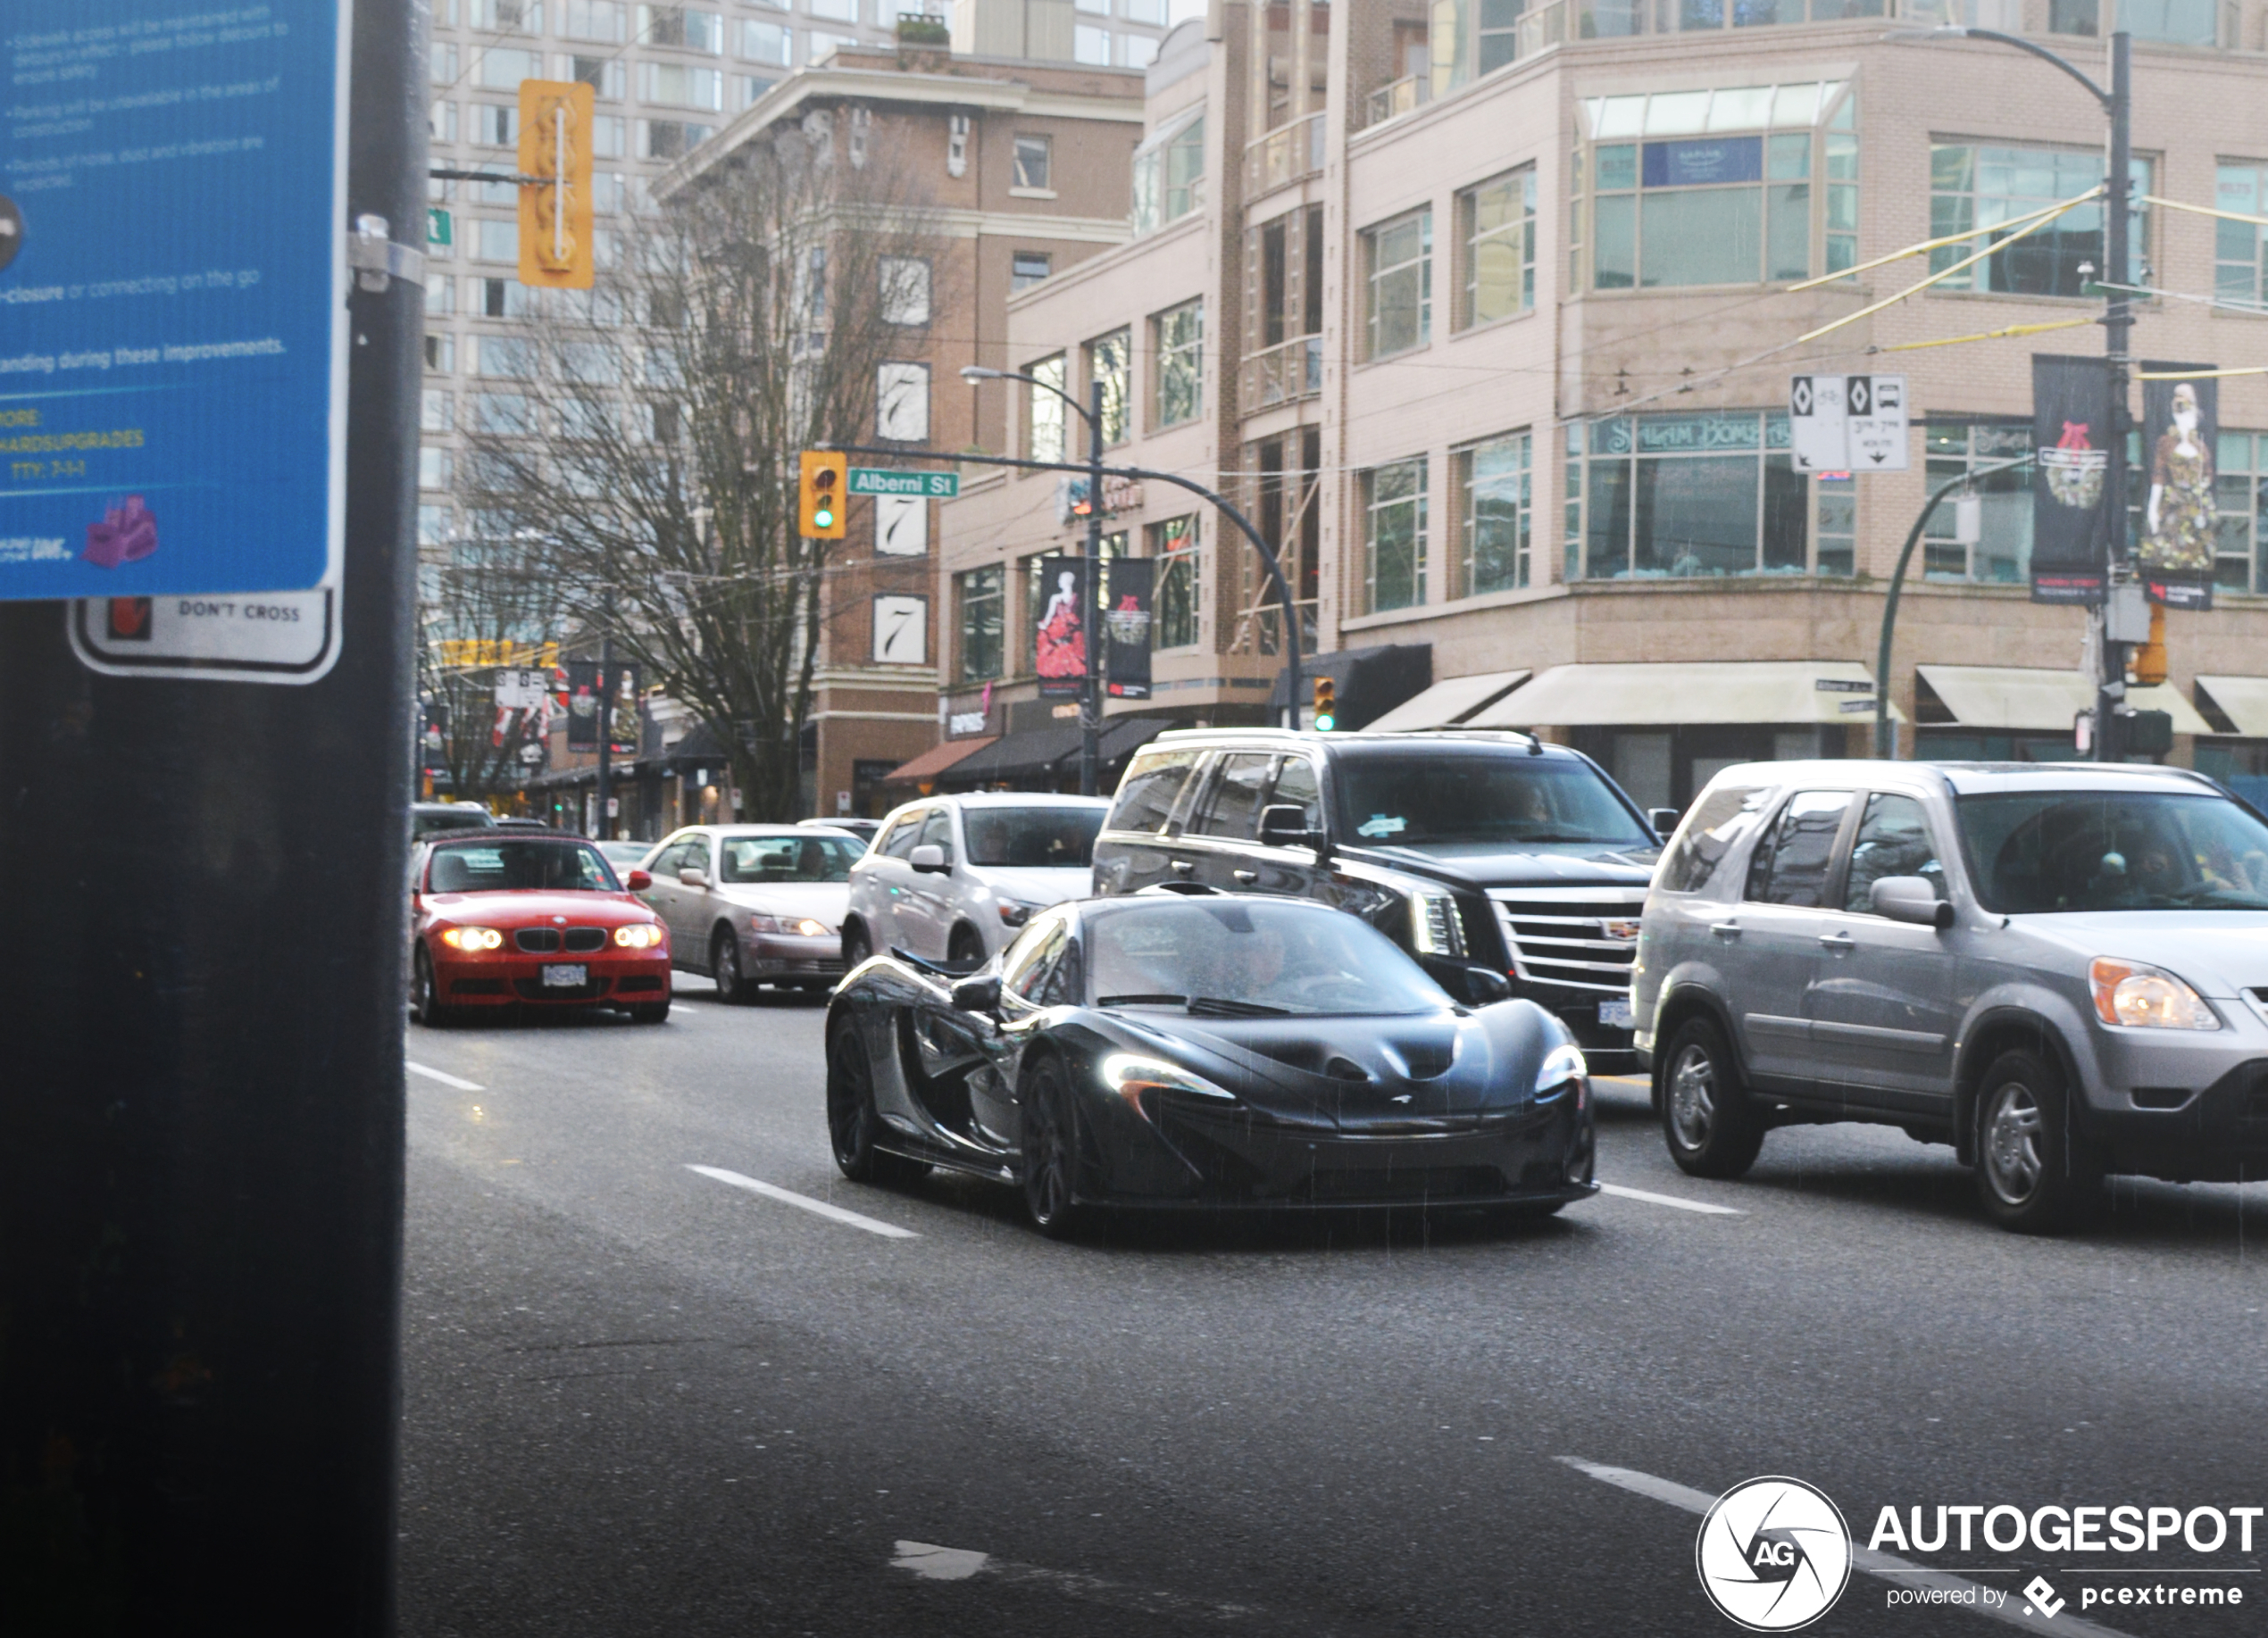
top-left (1903, 25), bottom-right (2130, 761)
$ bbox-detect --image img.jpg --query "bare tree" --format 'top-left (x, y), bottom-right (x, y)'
top-left (417, 543), bottom-right (569, 806)
top-left (464, 122), bottom-right (940, 819)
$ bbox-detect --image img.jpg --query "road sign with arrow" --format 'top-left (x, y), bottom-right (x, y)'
top-left (1790, 374), bottom-right (1909, 472)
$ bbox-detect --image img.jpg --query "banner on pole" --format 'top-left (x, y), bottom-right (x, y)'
top-left (1104, 557), bottom-right (1154, 701)
top-left (565, 661), bottom-right (602, 751)
top-left (1034, 555), bottom-right (1088, 700)
top-left (2139, 361), bottom-right (2217, 609)
top-left (2030, 354), bottom-right (2113, 605)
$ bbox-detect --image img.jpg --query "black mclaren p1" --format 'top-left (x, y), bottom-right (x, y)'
top-left (822, 892), bottom-right (1598, 1235)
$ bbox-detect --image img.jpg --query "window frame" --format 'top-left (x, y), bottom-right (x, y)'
top-left (1456, 167), bottom-right (1537, 330)
top-left (2215, 160), bottom-right (2268, 311)
top-left (1086, 328), bottom-right (1132, 448)
top-left (879, 256), bottom-right (932, 327)
top-left (1362, 207), bottom-right (1433, 361)
top-left (955, 566), bottom-right (1005, 683)
top-left (1012, 134), bottom-right (1053, 193)
top-left (1569, 411), bottom-right (1829, 581)
top-left (1150, 299), bottom-right (1204, 429)
top-left (1148, 515), bottom-right (1201, 648)
top-left (1452, 431), bottom-right (1531, 598)
top-left (1025, 353), bottom-right (1067, 464)
top-left (1361, 456), bottom-right (1430, 613)
top-left (1928, 140), bottom-right (2152, 301)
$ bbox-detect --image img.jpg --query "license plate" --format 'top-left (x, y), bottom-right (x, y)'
top-left (1598, 997), bottom-right (1633, 1029)
top-left (540, 963), bottom-right (588, 988)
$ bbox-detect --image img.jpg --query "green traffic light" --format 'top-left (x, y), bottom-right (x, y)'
top-left (813, 507), bottom-right (834, 528)
top-left (1314, 713), bottom-right (1335, 732)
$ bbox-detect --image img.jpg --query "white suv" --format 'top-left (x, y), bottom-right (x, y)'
top-left (842, 794), bottom-right (1109, 969)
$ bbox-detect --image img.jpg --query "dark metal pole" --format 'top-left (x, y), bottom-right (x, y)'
top-left (1877, 456), bottom-right (2032, 759)
top-left (596, 621), bottom-right (613, 836)
top-left (0, 0), bottom-right (420, 1626)
top-left (2098, 29), bottom-right (2133, 763)
top-left (1081, 378), bottom-right (1104, 798)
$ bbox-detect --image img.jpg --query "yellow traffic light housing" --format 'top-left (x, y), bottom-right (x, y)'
top-left (518, 79), bottom-right (595, 289)
top-left (800, 451), bottom-right (847, 538)
top-left (2131, 599), bottom-right (2169, 687)
top-left (1313, 676), bottom-right (1337, 732)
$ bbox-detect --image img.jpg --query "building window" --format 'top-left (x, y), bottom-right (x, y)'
top-left (479, 47), bottom-right (541, 88)
top-left (431, 42), bottom-right (459, 83)
top-left (1930, 144), bottom-right (2150, 299)
top-left (2048, 0), bottom-right (2219, 46)
top-left (638, 4), bottom-right (723, 50)
top-left (564, 0), bottom-right (628, 38)
top-left (1074, 24), bottom-right (1112, 62)
top-left (2197, 429), bottom-right (2268, 592)
top-left (1132, 113), bottom-right (1205, 236)
top-left (1454, 433), bottom-right (1530, 596)
top-left (880, 257), bottom-right (931, 325)
top-left (1124, 36), bottom-right (1157, 68)
top-left (810, 0), bottom-right (858, 19)
top-left (421, 388), bottom-right (454, 433)
top-left (475, 393), bottom-right (532, 435)
top-left (1457, 169), bottom-right (1535, 328)
top-left (469, 0), bottom-right (542, 32)
top-left (1150, 516), bottom-right (1200, 647)
top-left (1013, 135), bottom-right (1051, 191)
top-left (957, 567), bottom-right (1005, 681)
top-left (638, 62), bottom-right (723, 109)
top-left (474, 336), bottom-right (533, 378)
top-left (591, 114), bottom-right (627, 157)
top-left (419, 504), bottom-right (455, 547)
top-left (476, 219), bottom-right (520, 263)
top-left (476, 276), bottom-right (532, 317)
top-left (740, 18), bottom-right (791, 62)
top-left (1363, 208), bottom-right (1431, 359)
top-left (2215, 162), bottom-right (2268, 309)
top-left (1814, 474), bottom-right (1855, 578)
top-left (1362, 458), bottom-right (1428, 612)
top-left (1075, 0), bottom-right (1108, 13)
top-left (1152, 300), bottom-right (1203, 428)
top-left (947, 112), bottom-right (970, 177)
top-left (562, 54), bottom-right (628, 96)
top-left (640, 119), bottom-right (713, 159)
top-left (876, 362), bottom-right (930, 441)
top-left (1088, 328), bottom-right (1130, 447)
top-left (420, 446), bottom-right (454, 490)
top-left (1920, 420), bottom-right (2033, 582)
top-left (1128, 0), bottom-right (1166, 18)
top-left (1573, 412), bottom-right (1812, 579)
top-left (474, 104), bottom-right (516, 147)
top-left (424, 333), bottom-right (454, 373)
top-left (425, 275), bottom-right (455, 316)
top-left (1026, 354), bottom-right (1066, 461)
top-left (429, 100), bottom-right (457, 143)
top-left (1011, 251), bottom-right (1052, 289)
top-left (1578, 81), bottom-right (1856, 290)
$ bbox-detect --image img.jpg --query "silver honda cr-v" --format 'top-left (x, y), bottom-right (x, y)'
top-left (1633, 760), bottom-right (2268, 1233)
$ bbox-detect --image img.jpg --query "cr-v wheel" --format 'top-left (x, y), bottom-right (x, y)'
top-left (1974, 1047), bottom-right (2098, 1235)
top-left (1660, 1016), bottom-right (1764, 1178)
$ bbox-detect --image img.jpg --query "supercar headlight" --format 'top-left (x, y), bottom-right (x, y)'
top-left (1535, 1042), bottom-right (1588, 1096)
top-left (1100, 1052), bottom-right (1237, 1113)
top-left (2089, 957), bottom-right (2221, 1030)
top-left (1409, 888), bottom-right (1468, 958)
top-left (438, 926), bottom-right (504, 951)
top-left (613, 923), bottom-right (665, 948)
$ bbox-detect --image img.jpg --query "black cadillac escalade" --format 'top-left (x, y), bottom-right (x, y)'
top-left (1089, 728), bottom-right (1663, 1069)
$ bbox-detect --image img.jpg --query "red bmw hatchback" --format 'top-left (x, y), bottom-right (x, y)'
top-left (411, 833), bottom-right (671, 1026)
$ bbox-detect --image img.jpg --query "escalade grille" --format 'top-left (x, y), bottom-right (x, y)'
top-left (1486, 887), bottom-right (1647, 994)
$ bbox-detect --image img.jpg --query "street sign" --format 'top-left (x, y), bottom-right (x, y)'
top-left (1789, 375), bottom-right (1908, 472)
top-left (848, 467), bottom-right (959, 498)
top-left (429, 207), bottom-right (454, 247)
top-left (0, 0), bottom-right (349, 601)
top-left (493, 668), bottom-right (552, 710)
top-left (67, 564), bottom-right (343, 684)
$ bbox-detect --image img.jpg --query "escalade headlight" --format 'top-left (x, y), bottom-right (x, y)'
top-left (2089, 957), bottom-right (2221, 1030)
top-left (1409, 888), bottom-right (1468, 959)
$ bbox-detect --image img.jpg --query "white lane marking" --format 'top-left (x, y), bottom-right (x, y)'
top-left (1597, 1182), bottom-right (1743, 1216)
top-left (1558, 1459), bottom-right (2139, 1638)
top-left (405, 1060), bottom-right (483, 1092)
top-left (888, 1541), bottom-right (1258, 1621)
top-left (686, 1165), bottom-right (920, 1239)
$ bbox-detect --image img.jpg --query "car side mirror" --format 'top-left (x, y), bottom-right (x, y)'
top-left (625, 869), bottom-right (652, 892)
top-left (1872, 875), bottom-right (1954, 930)
top-left (910, 844), bottom-right (951, 874)
top-left (950, 975), bottom-right (1001, 1013)
top-left (1648, 807), bottom-right (1681, 839)
top-left (1463, 967), bottom-right (1513, 1004)
top-left (1256, 803), bottom-right (1319, 848)
top-left (678, 867), bottom-right (708, 887)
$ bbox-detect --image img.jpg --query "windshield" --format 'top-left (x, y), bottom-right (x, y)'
top-left (963, 806), bottom-right (1104, 869)
top-left (427, 840), bottom-right (621, 894)
top-left (1333, 754), bottom-right (1655, 849)
top-left (1956, 790), bottom-right (2268, 912)
top-left (719, 834), bottom-right (863, 884)
top-left (1087, 899), bottom-right (1451, 1017)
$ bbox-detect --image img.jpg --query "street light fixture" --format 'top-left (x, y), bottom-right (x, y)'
top-left (1892, 23), bottom-right (2131, 761)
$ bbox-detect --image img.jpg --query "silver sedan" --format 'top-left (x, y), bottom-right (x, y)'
top-left (637, 825), bottom-right (864, 1002)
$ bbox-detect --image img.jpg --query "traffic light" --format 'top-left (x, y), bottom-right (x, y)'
top-left (518, 79), bottom-right (595, 289)
top-left (2131, 600), bottom-right (2168, 687)
top-left (1312, 676), bottom-right (1337, 732)
top-left (800, 450), bottom-right (847, 538)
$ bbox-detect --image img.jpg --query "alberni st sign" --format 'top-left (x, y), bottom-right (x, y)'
top-left (0, 0), bottom-right (349, 601)
top-left (848, 467), bottom-right (959, 498)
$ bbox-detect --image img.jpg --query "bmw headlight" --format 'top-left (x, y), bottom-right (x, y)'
top-left (438, 926), bottom-right (504, 951)
top-left (1409, 888), bottom-right (1468, 958)
top-left (613, 923), bottom-right (665, 948)
top-left (1100, 1052), bottom-right (1237, 1114)
top-left (2089, 957), bottom-right (2221, 1030)
top-left (1535, 1042), bottom-right (1588, 1097)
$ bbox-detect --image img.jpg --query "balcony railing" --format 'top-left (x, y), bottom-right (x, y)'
top-left (1240, 335), bottom-right (1323, 415)
top-left (1244, 112), bottom-right (1326, 195)
top-left (1363, 73), bottom-right (1432, 129)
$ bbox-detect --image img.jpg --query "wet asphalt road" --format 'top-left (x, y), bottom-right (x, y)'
top-left (396, 986), bottom-right (2268, 1638)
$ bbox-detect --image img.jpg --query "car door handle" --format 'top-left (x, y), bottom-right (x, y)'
top-left (1171, 859), bottom-right (1196, 875)
top-left (1232, 869), bottom-right (1258, 884)
top-left (1819, 931), bottom-right (1855, 952)
top-left (1710, 921), bottom-right (1741, 940)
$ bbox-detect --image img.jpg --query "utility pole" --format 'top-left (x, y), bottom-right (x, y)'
top-left (1081, 378), bottom-right (1105, 798)
top-left (596, 614), bottom-right (614, 837)
top-left (2097, 30), bottom-right (2133, 763)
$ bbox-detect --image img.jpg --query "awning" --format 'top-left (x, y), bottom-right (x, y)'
top-left (1916, 666), bottom-right (2212, 736)
top-left (1464, 661), bottom-right (1903, 728)
top-left (882, 736), bottom-right (996, 785)
top-left (2194, 676), bottom-right (2268, 738)
top-left (943, 718), bottom-right (1169, 785)
top-left (1363, 669), bottom-right (1531, 732)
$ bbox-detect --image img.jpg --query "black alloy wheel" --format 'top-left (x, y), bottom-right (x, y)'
top-left (412, 945), bottom-right (453, 1028)
top-left (713, 929), bottom-right (749, 1004)
top-left (1659, 1016), bottom-right (1764, 1179)
top-left (947, 924), bottom-right (987, 970)
top-left (1974, 1046), bottom-right (2099, 1235)
top-left (1019, 1058), bottom-right (1088, 1239)
top-left (825, 1022), bottom-right (929, 1187)
top-left (841, 923), bottom-right (873, 969)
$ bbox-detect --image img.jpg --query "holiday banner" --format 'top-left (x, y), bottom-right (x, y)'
top-left (2030, 354), bottom-right (2114, 605)
top-left (1104, 557), bottom-right (1155, 701)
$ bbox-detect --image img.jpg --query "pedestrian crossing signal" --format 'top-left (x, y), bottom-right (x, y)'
top-left (1313, 676), bottom-right (1336, 732)
top-left (518, 79), bottom-right (595, 289)
top-left (800, 451), bottom-right (847, 538)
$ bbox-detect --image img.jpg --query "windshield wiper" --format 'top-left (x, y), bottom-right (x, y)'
top-left (1187, 997), bottom-right (1291, 1017)
top-left (1098, 993), bottom-right (1189, 1008)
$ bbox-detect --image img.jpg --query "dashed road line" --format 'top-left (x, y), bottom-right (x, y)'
top-left (888, 1540), bottom-right (1259, 1622)
top-left (1597, 1182), bottom-right (1743, 1216)
top-left (687, 1165), bottom-right (920, 1239)
top-left (405, 1060), bottom-right (483, 1092)
top-left (1558, 1458), bottom-right (2136, 1638)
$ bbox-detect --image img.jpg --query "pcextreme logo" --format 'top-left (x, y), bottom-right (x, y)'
top-left (1696, 1476), bottom-right (1854, 1631)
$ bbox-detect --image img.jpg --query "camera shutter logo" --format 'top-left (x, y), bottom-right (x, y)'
top-left (1695, 1476), bottom-right (1852, 1631)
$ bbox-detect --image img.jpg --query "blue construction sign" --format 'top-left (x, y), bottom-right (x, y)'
top-left (0, 1), bottom-right (348, 600)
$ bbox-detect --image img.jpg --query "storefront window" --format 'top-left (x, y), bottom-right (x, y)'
top-left (1929, 145), bottom-right (2151, 298)
top-left (1923, 420), bottom-right (2033, 582)
top-left (1363, 458), bottom-right (1428, 611)
top-left (1572, 412), bottom-right (1808, 579)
